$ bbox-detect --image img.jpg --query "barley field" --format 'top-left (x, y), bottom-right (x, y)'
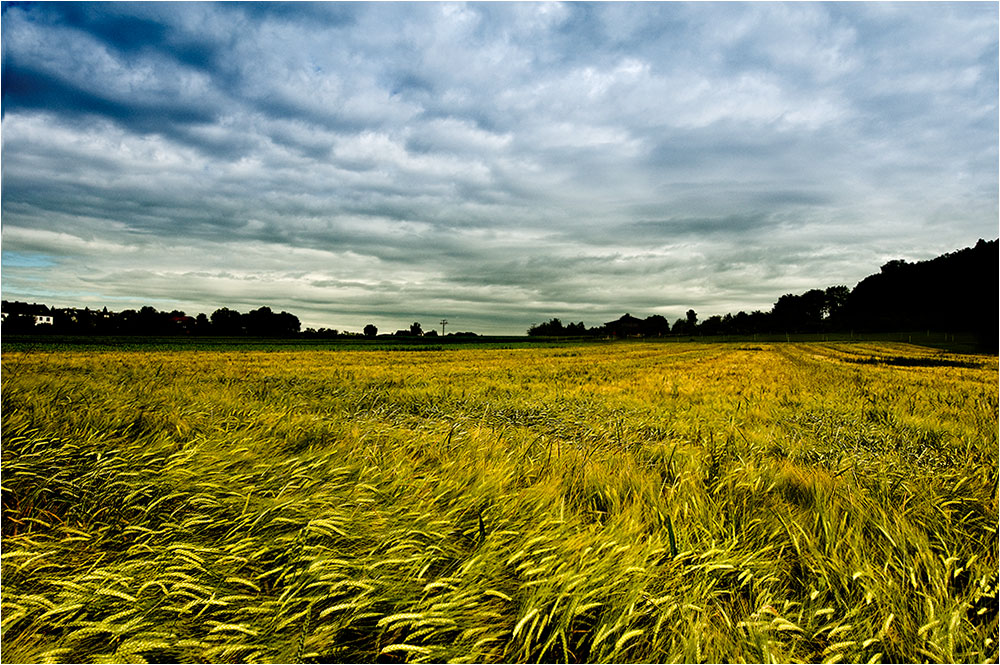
top-left (2, 341), bottom-right (997, 663)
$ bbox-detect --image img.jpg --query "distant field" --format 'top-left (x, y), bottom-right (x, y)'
top-left (2, 342), bottom-right (997, 663)
top-left (0, 329), bottom-right (986, 353)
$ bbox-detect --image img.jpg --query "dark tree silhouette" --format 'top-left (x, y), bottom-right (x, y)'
top-left (528, 318), bottom-right (565, 336)
top-left (363, 324), bottom-right (378, 338)
top-left (801, 289), bottom-right (827, 330)
top-left (845, 238), bottom-right (997, 349)
top-left (137, 305), bottom-right (167, 335)
top-left (700, 315), bottom-right (724, 336)
top-left (732, 311), bottom-right (751, 334)
top-left (641, 314), bottom-right (671, 336)
top-left (824, 286), bottom-right (850, 326)
top-left (211, 308), bottom-right (244, 335)
top-left (243, 306), bottom-right (300, 336)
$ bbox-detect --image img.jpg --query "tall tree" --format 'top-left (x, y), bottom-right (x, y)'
top-left (211, 308), bottom-right (244, 335)
top-left (824, 286), bottom-right (850, 325)
top-left (528, 318), bottom-right (565, 336)
top-left (642, 314), bottom-right (670, 336)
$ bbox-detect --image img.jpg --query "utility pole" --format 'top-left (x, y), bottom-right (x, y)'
top-left (440, 319), bottom-right (448, 336)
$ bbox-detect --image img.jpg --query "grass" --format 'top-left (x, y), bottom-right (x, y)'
top-left (0, 335), bottom-right (584, 354)
top-left (1, 341), bottom-right (997, 663)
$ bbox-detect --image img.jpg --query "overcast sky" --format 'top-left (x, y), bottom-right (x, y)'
top-left (2, 1), bottom-right (997, 334)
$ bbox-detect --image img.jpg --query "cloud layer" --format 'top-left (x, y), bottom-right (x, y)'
top-left (2, 1), bottom-right (997, 333)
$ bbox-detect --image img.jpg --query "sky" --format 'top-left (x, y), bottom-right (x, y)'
top-left (2, 1), bottom-right (997, 334)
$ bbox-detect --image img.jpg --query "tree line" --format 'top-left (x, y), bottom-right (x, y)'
top-left (0, 303), bottom-right (476, 341)
top-left (1, 304), bottom-right (302, 337)
top-left (529, 238), bottom-right (997, 349)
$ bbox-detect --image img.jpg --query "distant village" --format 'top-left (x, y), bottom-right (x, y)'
top-left (0, 301), bottom-right (480, 339)
top-left (2, 301), bottom-right (305, 337)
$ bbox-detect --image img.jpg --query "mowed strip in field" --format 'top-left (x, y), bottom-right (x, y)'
top-left (2, 342), bottom-right (997, 663)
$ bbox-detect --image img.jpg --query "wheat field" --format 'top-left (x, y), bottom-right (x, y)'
top-left (2, 341), bottom-right (997, 663)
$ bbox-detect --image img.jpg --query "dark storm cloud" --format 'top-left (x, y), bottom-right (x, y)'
top-left (2, 2), bottom-right (996, 333)
top-left (20, 2), bottom-right (168, 53)
top-left (2, 59), bottom-right (216, 130)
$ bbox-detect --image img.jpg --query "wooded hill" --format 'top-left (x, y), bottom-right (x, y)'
top-left (531, 238), bottom-right (998, 350)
